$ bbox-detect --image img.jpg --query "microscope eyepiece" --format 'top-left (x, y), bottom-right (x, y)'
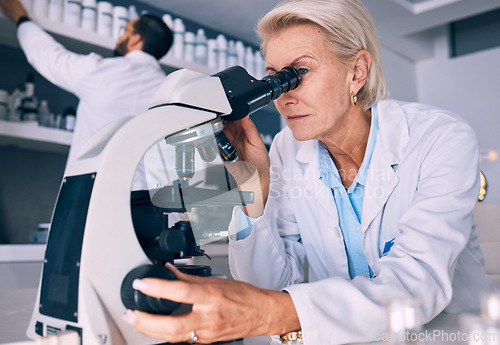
top-left (261, 67), bottom-right (301, 101)
top-left (213, 65), bottom-right (301, 121)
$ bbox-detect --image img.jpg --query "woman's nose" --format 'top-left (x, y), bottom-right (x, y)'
top-left (277, 91), bottom-right (298, 107)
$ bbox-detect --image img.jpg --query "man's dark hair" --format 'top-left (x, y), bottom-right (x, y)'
top-left (133, 14), bottom-right (173, 60)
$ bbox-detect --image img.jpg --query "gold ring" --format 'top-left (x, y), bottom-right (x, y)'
top-left (280, 330), bottom-right (303, 344)
top-left (188, 330), bottom-right (198, 344)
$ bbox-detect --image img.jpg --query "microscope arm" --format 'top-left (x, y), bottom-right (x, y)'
top-left (27, 66), bottom-right (300, 345)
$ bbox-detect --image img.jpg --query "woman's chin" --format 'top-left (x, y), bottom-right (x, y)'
top-left (290, 129), bottom-right (314, 142)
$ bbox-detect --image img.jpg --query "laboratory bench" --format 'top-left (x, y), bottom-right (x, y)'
top-left (0, 243), bottom-right (251, 344)
top-left (0, 244), bottom-right (471, 345)
top-left (0, 284), bottom-right (468, 345)
top-left (0, 286), bottom-right (271, 345)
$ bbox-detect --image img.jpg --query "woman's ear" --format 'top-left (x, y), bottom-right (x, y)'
top-left (352, 50), bottom-right (371, 88)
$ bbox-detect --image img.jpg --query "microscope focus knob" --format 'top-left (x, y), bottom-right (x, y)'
top-left (121, 265), bottom-right (186, 315)
top-left (158, 228), bottom-right (186, 254)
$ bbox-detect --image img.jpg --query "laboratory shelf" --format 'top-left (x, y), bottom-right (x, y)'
top-left (0, 11), bottom-right (219, 153)
top-left (0, 12), bottom-right (216, 75)
top-left (0, 120), bottom-right (72, 153)
top-left (0, 244), bottom-right (45, 263)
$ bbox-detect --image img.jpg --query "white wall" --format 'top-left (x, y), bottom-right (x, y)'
top-left (382, 47), bottom-right (418, 102)
top-left (416, 28), bottom-right (500, 204)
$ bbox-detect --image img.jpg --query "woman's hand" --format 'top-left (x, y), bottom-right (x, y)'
top-left (122, 264), bottom-right (300, 344)
top-left (223, 117), bottom-right (271, 217)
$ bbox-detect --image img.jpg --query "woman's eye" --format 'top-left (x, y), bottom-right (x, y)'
top-left (298, 68), bottom-right (309, 75)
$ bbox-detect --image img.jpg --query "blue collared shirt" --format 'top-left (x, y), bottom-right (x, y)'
top-left (318, 106), bottom-right (379, 279)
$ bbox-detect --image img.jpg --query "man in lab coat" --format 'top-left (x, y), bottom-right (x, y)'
top-left (0, 0), bottom-right (173, 191)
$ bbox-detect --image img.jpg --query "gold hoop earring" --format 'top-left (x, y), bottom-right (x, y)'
top-left (350, 92), bottom-right (357, 107)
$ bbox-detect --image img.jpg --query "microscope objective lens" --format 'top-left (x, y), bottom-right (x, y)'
top-left (216, 131), bottom-right (238, 162)
top-left (175, 144), bottom-right (195, 180)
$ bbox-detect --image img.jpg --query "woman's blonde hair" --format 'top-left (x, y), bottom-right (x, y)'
top-left (258, 0), bottom-right (389, 109)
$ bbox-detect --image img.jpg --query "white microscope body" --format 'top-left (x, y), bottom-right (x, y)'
top-left (26, 66), bottom-right (300, 345)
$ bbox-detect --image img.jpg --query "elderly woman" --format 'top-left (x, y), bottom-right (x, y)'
top-left (123, 0), bottom-right (497, 343)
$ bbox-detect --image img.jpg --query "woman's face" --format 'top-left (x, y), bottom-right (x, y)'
top-left (265, 23), bottom-right (354, 143)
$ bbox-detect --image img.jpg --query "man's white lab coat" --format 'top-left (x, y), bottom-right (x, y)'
top-left (17, 21), bottom-right (166, 190)
top-left (228, 99), bottom-right (498, 344)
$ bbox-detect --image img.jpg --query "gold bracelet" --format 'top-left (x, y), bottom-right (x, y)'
top-left (280, 330), bottom-right (303, 344)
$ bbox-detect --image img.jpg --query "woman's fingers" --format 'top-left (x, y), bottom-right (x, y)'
top-left (124, 276), bottom-right (240, 344)
top-left (132, 276), bottom-right (207, 305)
top-left (240, 116), bottom-right (262, 144)
top-left (122, 275), bottom-right (292, 344)
top-left (223, 117), bottom-right (266, 154)
top-left (125, 310), bottom-right (202, 343)
top-left (222, 119), bottom-right (244, 145)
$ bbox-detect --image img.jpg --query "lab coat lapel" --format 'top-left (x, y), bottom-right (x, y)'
top-left (361, 100), bottom-right (410, 231)
top-left (314, 174), bottom-right (339, 222)
top-left (297, 140), bottom-right (345, 277)
top-left (296, 140), bottom-right (338, 222)
top-left (361, 147), bottom-right (398, 231)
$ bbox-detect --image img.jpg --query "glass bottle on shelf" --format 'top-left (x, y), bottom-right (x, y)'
top-left (63, 106), bottom-right (76, 132)
top-left (63, 0), bottom-right (82, 27)
top-left (9, 74), bottom-right (36, 123)
top-left (112, 6), bottom-right (129, 40)
top-left (254, 51), bottom-right (265, 79)
top-left (81, 0), bottom-right (97, 32)
top-left (96, 1), bottom-right (113, 37)
top-left (128, 5), bottom-right (138, 21)
top-left (38, 100), bottom-right (51, 127)
top-left (173, 18), bottom-right (185, 60)
top-left (227, 40), bottom-right (237, 67)
top-left (207, 39), bottom-right (217, 69)
top-left (216, 34), bottom-right (227, 70)
top-left (21, 96), bottom-right (39, 124)
top-left (161, 14), bottom-right (174, 59)
top-left (48, 0), bottom-right (63, 22)
top-left (0, 90), bottom-right (8, 121)
top-left (235, 41), bottom-right (245, 67)
top-left (8, 84), bottom-right (24, 122)
top-left (194, 29), bottom-right (207, 65)
top-left (244, 47), bottom-right (255, 77)
top-left (184, 31), bottom-right (195, 62)
top-left (162, 14), bottom-right (173, 29)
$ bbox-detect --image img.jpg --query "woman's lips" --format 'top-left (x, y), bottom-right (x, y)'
top-left (287, 114), bottom-right (309, 120)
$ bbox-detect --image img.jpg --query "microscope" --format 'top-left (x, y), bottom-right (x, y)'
top-left (26, 65), bottom-right (300, 345)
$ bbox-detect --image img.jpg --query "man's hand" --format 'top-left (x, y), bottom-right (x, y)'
top-left (0, 0), bottom-right (29, 23)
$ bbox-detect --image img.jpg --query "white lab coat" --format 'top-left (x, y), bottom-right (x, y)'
top-left (228, 99), bottom-right (498, 344)
top-left (17, 21), bottom-right (166, 190)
